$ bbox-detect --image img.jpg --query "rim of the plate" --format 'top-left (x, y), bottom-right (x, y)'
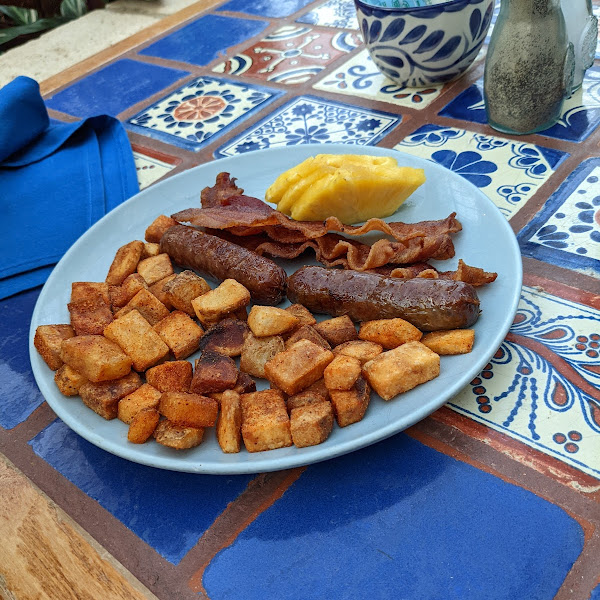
top-left (29, 143), bottom-right (522, 474)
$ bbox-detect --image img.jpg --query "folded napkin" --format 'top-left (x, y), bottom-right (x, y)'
top-left (0, 76), bottom-right (140, 300)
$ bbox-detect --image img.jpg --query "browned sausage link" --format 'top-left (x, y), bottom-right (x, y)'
top-left (160, 225), bottom-right (287, 305)
top-left (287, 266), bottom-right (480, 331)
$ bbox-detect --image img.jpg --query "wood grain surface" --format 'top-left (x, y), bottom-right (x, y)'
top-left (0, 453), bottom-right (155, 600)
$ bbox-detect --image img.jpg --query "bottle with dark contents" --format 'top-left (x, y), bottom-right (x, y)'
top-left (483, 0), bottom-right (574, 135)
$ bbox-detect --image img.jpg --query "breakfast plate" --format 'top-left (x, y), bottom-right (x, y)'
top-left (29, 143), bottom-right (522, 474)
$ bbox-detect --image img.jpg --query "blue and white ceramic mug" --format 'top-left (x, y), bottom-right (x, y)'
top-left (355, 0), bottom-right (495, 87)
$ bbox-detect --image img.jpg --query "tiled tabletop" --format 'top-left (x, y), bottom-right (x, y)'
top-left (2, 1), bottom-right (600, 598)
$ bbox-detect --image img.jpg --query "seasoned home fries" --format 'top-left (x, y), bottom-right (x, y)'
top-left (33, 169), bottom-right (492, 456)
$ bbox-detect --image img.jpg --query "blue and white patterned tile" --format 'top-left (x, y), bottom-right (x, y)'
top-left (450, 286), bottom-right (600, 480)
top-left (439, 68), bottom-right (600, 143)
top-left (214, 94), bottom-right (400, 158)
top-left (133, 151), bottom-right (177, 190)
top-left (395, 125), bottom-right (568, 218)
top-left (212, 25), bottom-right (361, 86)
top-left (313, 48), bottom-right (444, 110)
top-left (518, 158), bottom-right (600, 278)
top-left (126, 76), bottom-right (283, 152)
top-left (297, 0), bottom-right (359, 30)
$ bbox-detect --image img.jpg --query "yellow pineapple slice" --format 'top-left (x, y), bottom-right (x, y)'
top-left (265, 154), bottom-right (425, 224)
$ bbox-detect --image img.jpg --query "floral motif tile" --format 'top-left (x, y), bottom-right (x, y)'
top-left (395, 125), bottom-right (568, 218)
top-left (518, 158), bottom-right (600, 279)
top-left (313, 48), bottom-right (443, 110)
top-left (212, 25), bottom-right (361, 86)
top-left (297, 0), bottom-right (359, 30)
top-left (126, 76), bottom-right (283, 152)
top-left (139, 14), bottom-right (269, 66)
top-left (438, 68), bottom-right (600, 143)
top-left (449, 286), bottom-right (600, 480)
top-left (133, 151), bottom-right (177, 190)
top-left (215, 94), bottom-right (400, 158)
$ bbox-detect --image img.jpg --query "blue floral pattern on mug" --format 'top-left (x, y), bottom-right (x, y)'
top-left (355, 0), bottom-right (494, 86)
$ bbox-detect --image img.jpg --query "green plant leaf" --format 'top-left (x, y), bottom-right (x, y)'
top-left (0, 5), bottom-right (38, 25)
top-left (59, 0), bottom-right (87, 19)
top-left (0, 16), bottom-right (66, 47)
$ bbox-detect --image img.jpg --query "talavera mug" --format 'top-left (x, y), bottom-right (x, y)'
top-left (354, 0), bottom-right (495, 87)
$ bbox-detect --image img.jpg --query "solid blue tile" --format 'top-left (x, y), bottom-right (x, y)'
top-left (218, 0), bottom-right (313, 18)
top-left (204, 434), bottom-right (583, 600)
top-left (0, 288), bottom-right (45, 429)
top-left (29, 420), bottom-right (252, 564)
top-left (518, 157), bottom-right (600, 277)
top-left (439, 69), bottom-right (600, 143)
top-left (591, 583), bottom-right (600, 600)
top-left (139, 14), bottom-right (269, 66)
top-left (45, 59), bottom-right (190, 119)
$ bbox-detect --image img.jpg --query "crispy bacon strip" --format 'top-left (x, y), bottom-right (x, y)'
top-left (200, 173), bottom-right (244, 208)
top-left (207, 229), bottom-right (457, 271)
top-left (371, 260), bottom-right (498, 286)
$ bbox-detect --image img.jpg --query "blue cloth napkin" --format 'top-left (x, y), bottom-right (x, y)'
top-left (0, 76), bottom-right (140, 300)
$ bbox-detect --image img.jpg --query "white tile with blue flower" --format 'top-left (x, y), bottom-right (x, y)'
top-left (215, 94), bottom-right (400, 158)
top-left (313, 48), bottom-right (444, 109)
top-left (126, 76), bottom-right (283, 152)
top-left (450, 286), bottom-right (600, 479)
top-left (395, 125), bottom-right (568, 218)
top-left (518, 158), bottom-right (600, 279)
top-left (133, 152), bottom-right (176, 190)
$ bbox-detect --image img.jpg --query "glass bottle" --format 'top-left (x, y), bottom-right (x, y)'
top-left (561, 0), bottom-right (598, 92)
top-left (483, 0), bottom-right (574, 135)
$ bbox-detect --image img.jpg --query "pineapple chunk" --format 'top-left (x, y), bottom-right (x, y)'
top-left (265, 154), bottom-right (426, 224)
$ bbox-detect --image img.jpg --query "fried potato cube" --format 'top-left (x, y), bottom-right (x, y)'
top-left (154, 420), bottom-right (204, 450)
top-left (114, 288), bottom-right (170, 326)
top-left (118, 383), bottom-right (162, 424)
top-left (163, 270), bottom-right (211, 316)
top-left (359, 318), bottom-right (422, 349)
top-left (148, 274), bottom-right (176, 309)
top-left (153, 311), bottom-right (204, 360)
top-left (333, 340), bottom-right (383, 364)
top-left (264, 339), bottom-right (334, 396)
top-left (216, 390), bottom-right (242, 453)
top-left (60, 335), bottom-right (132, 382)
top-left (145, 214), bottom-right (178, 243)
top-left (209, 371), bottom-right (257, 404)
top-left (247, 306), bottom-right (299, 337)
top-left (54, 364), bottom-right (87, 396)
top-left (290, 401), bottom-right (334, 448)
top-left (191, 279), bottom-right (250, 327)
top-left (323, 355), bottom-right (362, 391)
top-left (34, 324), bottom-right (75, 370)
top-left (286, 377), bottom-right (329, 413)
top-left (79, 371), bottom-right (142, 420)
top-left (68, 282), bottom-right (113, 335)
top-left (285, 303), bottom-right (316, 329)
top-left (240, 333), bottom-right (285, 379)
top-left (127, 408), bottom-right (160, 444)
top-left (190, 350), bottom-right (238, 394)
top-left (106, 240), bottom-right (144, 286)
top-left (421, 329), bottom-right (475, 355)
top-left (137, 253), bottom-right (173, 286)
top-left (241, 389), bottom-right (292, 452)
top-left (109, 273), bottom-right (148, 310)
top-left (159, 392), bottom-right (218, 428)
top-left (362, 341), bottom-right (440, 400)
top-left (142, 242), bottom-right (160, 258)
top-left (314, 315), bottom-right (357, 347)
top-left (198, 318), bottom-right (250, 357)
top-left (145, 360), bottom-right (193, 392)
top-left (284, 325), bottom-right (330, 350)
top-left (329, 377), bottom-right (370, 427)
top-left (103, 310), bottom-right (170, 372)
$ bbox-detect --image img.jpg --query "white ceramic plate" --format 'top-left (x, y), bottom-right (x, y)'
top-left (29, 144), bottom-right (522, 474)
